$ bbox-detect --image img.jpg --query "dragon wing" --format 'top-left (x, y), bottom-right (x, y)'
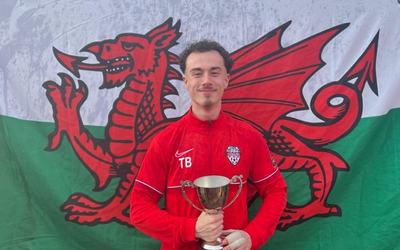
top-left (222, 21), bottom-right (349, 132)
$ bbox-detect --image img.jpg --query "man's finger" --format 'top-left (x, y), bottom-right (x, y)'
top-left (225, 231), bottom-right (242, 244)
top-left (229, 238), bottom-right (246, 250)
top-left (205, 209), bottom-right (222, 215)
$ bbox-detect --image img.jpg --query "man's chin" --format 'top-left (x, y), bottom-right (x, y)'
top-left (202, 100), bottom-right (214, 107)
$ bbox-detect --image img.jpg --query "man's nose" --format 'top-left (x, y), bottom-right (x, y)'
top-left (202, 72), bottom-right (212, 84)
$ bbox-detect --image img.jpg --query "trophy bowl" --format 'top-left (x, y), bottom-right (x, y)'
top-left (181, 175), bottom-right (243, 250)
top-left (181, 175), bottom-right (242, 211)
top-left (194, 175), bottom-right (231, 210)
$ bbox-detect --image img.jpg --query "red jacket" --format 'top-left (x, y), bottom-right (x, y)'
top-left (130, 110), bottom-right (287, 249)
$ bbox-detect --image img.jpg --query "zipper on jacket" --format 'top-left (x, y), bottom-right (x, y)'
top-left (208, 119), bottom-right (212, 174)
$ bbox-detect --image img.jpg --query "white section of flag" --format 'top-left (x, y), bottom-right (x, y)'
top-left (0, 0), bottom-right (399, 125)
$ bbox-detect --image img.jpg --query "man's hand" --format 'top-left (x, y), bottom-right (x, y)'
top-left (195, 210), bottom-right (224, 243)
top-left (221, 230), bottom-right (252, 250)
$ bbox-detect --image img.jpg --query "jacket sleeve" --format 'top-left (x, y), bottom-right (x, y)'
top-left (130, 138), bottom-right (198, 249)
top-left (130, 184), bottom-right (198, 248)
top-left (244, 133), bottom-right (287, 249)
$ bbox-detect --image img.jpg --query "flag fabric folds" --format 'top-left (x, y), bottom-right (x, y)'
top-left (1, 1), bottom-right (399, 249)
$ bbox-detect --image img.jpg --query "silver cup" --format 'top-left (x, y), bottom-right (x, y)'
top-left (181, 175), bottom-right (243, 250)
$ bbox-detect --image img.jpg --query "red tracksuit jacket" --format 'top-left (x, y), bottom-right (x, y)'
top-left (130, 110), bottom-right (287, 249)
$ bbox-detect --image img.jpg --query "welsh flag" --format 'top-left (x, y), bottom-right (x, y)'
top-left (1, 1), bottom-right (399, 249)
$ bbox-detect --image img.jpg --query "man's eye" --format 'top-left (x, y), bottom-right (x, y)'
top-left (211, 72), bottom-right (219, 76)
top-left (193, 73), bottom-right (202, 77)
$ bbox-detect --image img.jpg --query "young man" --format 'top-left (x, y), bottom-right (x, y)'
top-left (130, 40), bottom-right (287, 250)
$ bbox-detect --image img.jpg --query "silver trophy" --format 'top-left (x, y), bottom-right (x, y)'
top-left (181, 175), bottom-right (243, 250)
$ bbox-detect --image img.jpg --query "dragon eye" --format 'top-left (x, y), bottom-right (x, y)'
top-left (122, 42), bottom-right (144, 52)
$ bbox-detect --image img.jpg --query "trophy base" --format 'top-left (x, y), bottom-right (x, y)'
top-left (199, 238), bottom-right (223, 250)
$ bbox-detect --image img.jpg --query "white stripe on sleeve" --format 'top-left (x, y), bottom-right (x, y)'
top-left (253, 168), bottom-right (279, 184)
top-left (135, 180), bottom-right (163, 195)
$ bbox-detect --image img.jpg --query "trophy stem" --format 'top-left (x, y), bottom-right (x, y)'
top-left (199, 238), bottom-right (223, 250)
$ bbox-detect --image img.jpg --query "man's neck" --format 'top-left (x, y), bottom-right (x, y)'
top-left (191, 104), bottom-right (221, 121)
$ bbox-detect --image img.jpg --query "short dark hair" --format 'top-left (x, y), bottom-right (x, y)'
top-left (179, 40), bottom-right (234, 74)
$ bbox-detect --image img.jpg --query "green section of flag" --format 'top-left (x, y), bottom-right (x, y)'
top-left (1, 108), bottom-right (399, 249)
top-left (267, 107), bottom-right (400, 250)
top-left (0, 117), bottom-right (161, 250)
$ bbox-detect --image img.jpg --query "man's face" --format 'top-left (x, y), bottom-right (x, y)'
top-left (183, 50), bottom-right (230, 111)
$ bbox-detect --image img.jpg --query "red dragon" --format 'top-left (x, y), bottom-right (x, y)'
top-left (43, 18), bottom-right (379, 230)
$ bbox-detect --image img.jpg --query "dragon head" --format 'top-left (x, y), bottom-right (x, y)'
top-left (53, 18), bottom-right (181, 89)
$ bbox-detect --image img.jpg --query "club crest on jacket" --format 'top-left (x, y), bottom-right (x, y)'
top-left (226, 146), bottom-right (241, 166)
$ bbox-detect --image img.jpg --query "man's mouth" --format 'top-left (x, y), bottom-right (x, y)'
top-left (198, 88), bottom-right (216, 93)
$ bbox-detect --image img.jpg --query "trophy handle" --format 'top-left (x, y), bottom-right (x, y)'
top-left (222, 175), bottom-right (243, 210)
top-left (181, 180), bottom-right (204, 212)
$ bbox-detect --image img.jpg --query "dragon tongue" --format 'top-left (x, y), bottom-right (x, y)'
top-left (53, 47), bottom-right (87, 77)
top-left (53, 47), bottom-right (107, 77)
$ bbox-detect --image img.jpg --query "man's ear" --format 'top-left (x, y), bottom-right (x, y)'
top-left (224, 74), bottom-right (230, 88)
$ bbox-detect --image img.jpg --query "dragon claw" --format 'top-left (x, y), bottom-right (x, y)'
top-left (277, 202), bottom-right (342, 231)
top-left (60, 193), bottom-right (132, 226)
top-left (43, 73), bottom-right (88, 150)
top-left (62, 193), bottom-right (102, 209)
top-left (67, 214), bottom-right (101, 225)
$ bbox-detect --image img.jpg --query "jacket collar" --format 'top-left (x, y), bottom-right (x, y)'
top-left (183, 107), bottom-right (228, 134)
